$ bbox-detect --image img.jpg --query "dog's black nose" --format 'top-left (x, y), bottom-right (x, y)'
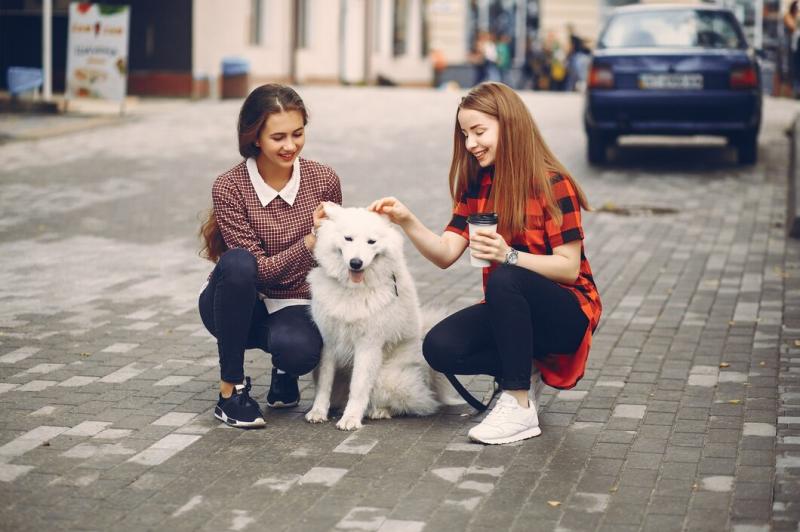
top-left (349, 258), bottom-right (363, 271)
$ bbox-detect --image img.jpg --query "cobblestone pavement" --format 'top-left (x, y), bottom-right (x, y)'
top-left (0, 88), bottom-right (799, 532)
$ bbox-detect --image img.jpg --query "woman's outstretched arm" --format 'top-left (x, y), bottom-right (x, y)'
top-left (369, 197), bottom-right (468, 269)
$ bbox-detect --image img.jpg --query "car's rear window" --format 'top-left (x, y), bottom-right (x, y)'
top-left (599, 9), bottom-right (746, 49)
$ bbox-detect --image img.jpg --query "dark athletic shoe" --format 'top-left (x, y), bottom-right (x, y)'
top-left (266, 368), bottom-right (299, 408)
top-left (214, 377), bottom-right (266, 428)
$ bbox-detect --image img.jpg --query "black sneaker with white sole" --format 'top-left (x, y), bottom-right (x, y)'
top-left (214, 377), bottom-right (266, 428)
top-left (266, 368), bottom-right (299, 408)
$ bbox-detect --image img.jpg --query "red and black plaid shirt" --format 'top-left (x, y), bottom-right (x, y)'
top-left (211, 157), bottom-right (342, 299)
top-left (445, 167), bottom-right (602, 389)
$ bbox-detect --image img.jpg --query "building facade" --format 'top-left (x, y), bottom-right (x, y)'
top-left (194, 0), bottom-right (433, 89)
top-left (0, 0), bottom-right (790, 96)
top-left (0, 0), bottom-right (435, 96)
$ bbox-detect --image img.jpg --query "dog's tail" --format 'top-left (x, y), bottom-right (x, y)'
top-left (419, 305), bottom-right (447, 336)
top-left (419, 305), bottom-right (466, 406)
top-left (431, 370), bottom-right (467, 406)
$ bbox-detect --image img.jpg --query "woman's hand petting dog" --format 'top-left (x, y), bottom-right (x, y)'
top-left (469, 229), bottom-right (511, 263)
top-left (305, 202), bottom-right (330, 251)
top-left (313, 202), bottom-right (328, 230)
top-left (368, 197), bottom-right (413, 227)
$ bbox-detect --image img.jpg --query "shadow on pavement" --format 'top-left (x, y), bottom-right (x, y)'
top-left (600, 142), bottom-right (742, 173)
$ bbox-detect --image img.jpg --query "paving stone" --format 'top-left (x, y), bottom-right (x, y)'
top-left (692, 491), bottom-right (731, 510)
top-left (734, 481), bottom-right (774, 501)
top-left (0, 89), bottom-right (798, 531)
top-left (603, 502), bottom-right (646, 525)
top-left (648, 495), bottom-right (690, 516)
top-left (643, 514), bottom-right (683, 532)
top-left (685, 507), bottom-right (730, 531)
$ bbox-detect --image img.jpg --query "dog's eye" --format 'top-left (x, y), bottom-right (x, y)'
top-left (344, 236), bottom-right (353, 242)
top-left (367, 239), bottom-right (376, 245)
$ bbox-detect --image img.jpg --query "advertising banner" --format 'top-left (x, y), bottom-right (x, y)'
top-left (66, 3), bottom-right (130, 101)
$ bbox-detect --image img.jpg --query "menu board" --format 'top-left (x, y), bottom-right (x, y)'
top-left (66, 3), bottom-right (130, 101)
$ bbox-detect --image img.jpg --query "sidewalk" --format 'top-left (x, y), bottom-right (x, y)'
top-left (0, 95), bottom-right (146, 143)
top-left (0, 88), bottom-right (798, 532)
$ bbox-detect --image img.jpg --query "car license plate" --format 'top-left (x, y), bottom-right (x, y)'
top-left (638, 73), bottom-right (703, 90)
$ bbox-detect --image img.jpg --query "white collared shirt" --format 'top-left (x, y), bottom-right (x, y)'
top-left (246, 157), bottom-right (301, 207)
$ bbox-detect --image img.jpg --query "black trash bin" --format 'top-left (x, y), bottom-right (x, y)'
top-left (221, 57), bottom-right (250, 99)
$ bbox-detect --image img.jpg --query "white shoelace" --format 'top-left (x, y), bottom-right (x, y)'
top-left (484, 394), bottom-right (523, 420)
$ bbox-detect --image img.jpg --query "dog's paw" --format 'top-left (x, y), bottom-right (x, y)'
top-left (368, 407), bottom-right (392, 420)
top-left (336, 415), bottom-right (363, 431)
top-left (305, 408), bottom-right (328, 424)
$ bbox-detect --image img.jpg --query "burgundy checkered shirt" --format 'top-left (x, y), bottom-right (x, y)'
top-left (211, 157), bottom-right (342, 299)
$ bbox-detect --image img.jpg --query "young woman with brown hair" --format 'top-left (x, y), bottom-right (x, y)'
top-left (199, 84), bottom-right (342, 428)
top-left (369, 82), bottom-right (601, 444)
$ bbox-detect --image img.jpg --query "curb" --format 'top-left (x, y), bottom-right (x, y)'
top-left (0, 98), bottom-right (59, 114)
top-left (789, 112), bottom-right (800, 238)
top-left (0, 114), bottom-right (129, 144)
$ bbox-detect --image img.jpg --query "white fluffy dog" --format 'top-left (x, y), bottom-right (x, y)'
top-left (305, 204), bottom-right (459, 430)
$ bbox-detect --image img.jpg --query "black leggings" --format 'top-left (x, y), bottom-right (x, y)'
top-left (198, 248), bottom-right (322, 383)
top-left (422, 265), bottom-right (589, 390)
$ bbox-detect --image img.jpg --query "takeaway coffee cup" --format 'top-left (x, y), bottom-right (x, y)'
top-left (467, 212), bottom-right (498, 268)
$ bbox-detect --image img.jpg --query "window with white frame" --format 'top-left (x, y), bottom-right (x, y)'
top-left (393, 0), bottom-right (409, 56)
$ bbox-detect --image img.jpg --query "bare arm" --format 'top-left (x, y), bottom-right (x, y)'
top-left (368, 197), bottom-right (468, 269)
top-left (470, 230), bottom-right (582, 284)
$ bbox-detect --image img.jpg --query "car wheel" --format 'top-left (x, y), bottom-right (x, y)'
top-left (735, 133), bottom-right (758, 165)
top-left (587, 131), bottom-right (609, 164)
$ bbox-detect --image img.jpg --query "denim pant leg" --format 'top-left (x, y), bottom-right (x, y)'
top-left (198, 249), bottom-right (262, 383)
top-left (259, 305), bottom-right (323, 377)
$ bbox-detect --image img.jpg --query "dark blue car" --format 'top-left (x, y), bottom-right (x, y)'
top-left (584, 5), bottom-right (762, 165)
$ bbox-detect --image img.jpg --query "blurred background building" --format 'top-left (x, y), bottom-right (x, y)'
top-left (0, 0), bottom-right (789, 96)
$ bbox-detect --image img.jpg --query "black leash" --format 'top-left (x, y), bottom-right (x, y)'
top-left (445, 373), bottom-right (499, 412)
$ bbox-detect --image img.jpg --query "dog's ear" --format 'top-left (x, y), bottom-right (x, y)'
top-left (375, 212), bottom-right (393, 224)
top-left (382, 223), bottom-right (405, 257)
top-left (322, 202), bottom-right (343, 221)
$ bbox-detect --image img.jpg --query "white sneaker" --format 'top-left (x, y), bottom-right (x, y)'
top-left (468, 392), bottom-right (541, 445)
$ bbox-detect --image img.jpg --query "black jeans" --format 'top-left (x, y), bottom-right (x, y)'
top-left (423, 265), bottom-right (588, 390)
top-left (198, 248), bottom-right (322, 383)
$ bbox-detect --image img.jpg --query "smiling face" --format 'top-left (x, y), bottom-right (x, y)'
top-left (457, 107), bottom-right (500, 167)
top-left (256, 109), bottom-right (306, 173)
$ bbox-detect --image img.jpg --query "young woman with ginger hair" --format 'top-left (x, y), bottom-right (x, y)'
top-left (370, 82), bottom-right (601, 444)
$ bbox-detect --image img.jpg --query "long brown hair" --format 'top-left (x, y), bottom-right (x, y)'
top-left (448, 82), bottom-right (589, 237)
top-left (199, 84), bottom-right (309, 262)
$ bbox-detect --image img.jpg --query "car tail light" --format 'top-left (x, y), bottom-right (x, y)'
top-left (588, 65), bottom-right (614, 89)
top-left (730, 66), bottom-right (758, 89)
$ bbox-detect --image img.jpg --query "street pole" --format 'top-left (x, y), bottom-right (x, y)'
top-left (514, 0), bottom-right (526, 68)
top-left (42, 0), bottom-right (52, 101)
top-left (364, 0), bottom-right (372, 85)
top-left (754, 0), bottom-right (763, 51)
top-left (290, 0), bottom-right (298, 85)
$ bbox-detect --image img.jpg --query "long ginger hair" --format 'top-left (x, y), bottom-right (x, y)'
top-left (199, 84), bottom-right (309, 262)
top-left (448, 82), bottom-right (589, 237)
